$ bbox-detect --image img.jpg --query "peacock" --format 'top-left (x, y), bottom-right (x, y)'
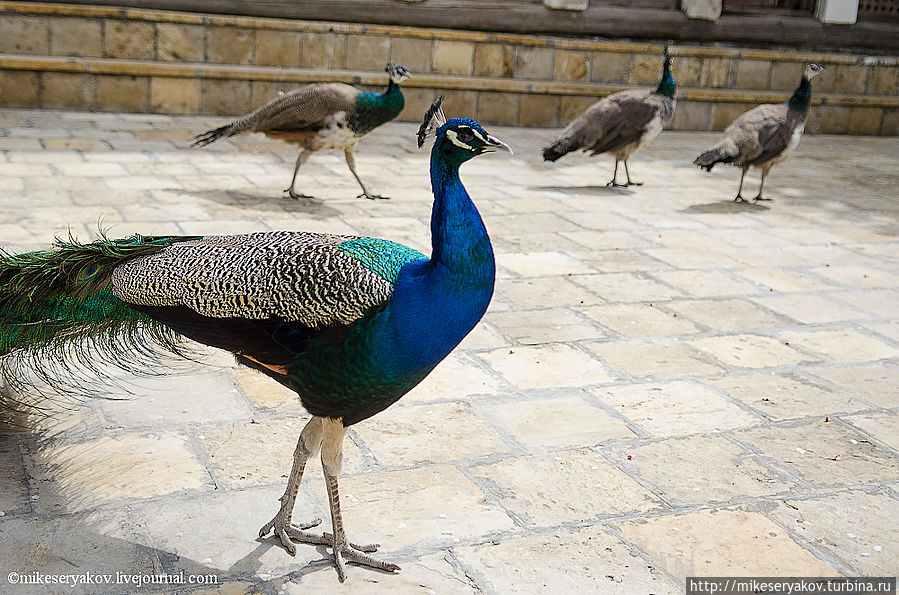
top-left (693, 64), bottom-right (824, 202)
top-left (193, 63), bottom-right (412, 200)
top-left (542, 49), bottom-right (676, 187)
top-left (0, 99), bottom-right (511, 581)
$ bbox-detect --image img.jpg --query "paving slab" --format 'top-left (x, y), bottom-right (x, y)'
top-left (1, 108), bottom-right (897, 593)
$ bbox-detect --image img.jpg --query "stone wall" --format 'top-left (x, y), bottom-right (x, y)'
top-left (0, 1), bottom-right (896, 134)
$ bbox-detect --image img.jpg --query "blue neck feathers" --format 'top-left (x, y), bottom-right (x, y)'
top-left (382, 142), bottom-right (495, 371)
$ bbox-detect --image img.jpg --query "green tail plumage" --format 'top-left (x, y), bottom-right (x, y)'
top-left (0, 233), bottom-right (199, 409)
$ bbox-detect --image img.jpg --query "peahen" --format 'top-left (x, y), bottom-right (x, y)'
top-left (542, 49), bottom-right (676, 187)
top-left (193, 63), bottom-right (411, 200)
top-left (0, 99), bottom-right (511, 581)
top-left (693, 64), bottom-right (824, 202)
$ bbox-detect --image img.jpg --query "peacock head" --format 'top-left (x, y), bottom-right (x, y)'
top-left (804, 63), bottom-right (825, 81)
top-left (385, 63), bottom-right (412, 84)
top-left (417, 97), bottom-right (512, 166)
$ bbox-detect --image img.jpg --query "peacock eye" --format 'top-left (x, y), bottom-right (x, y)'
top-left (456, 128), bottom-right (474, 143)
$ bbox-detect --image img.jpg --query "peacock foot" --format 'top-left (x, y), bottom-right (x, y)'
top-left (752, 195), bottom-right (773, 202)
top-left (357, 192), bottom-right (390, 200)
top-left (259, 512), bottom-right (323, 556)
top-left (625, 181), bottom-right (643, 186)
top-left (734, 195), bottom-right (747, 202)
top-left (323, 533), bottom-right (400, 582)
top-left (606, 181), bottom-right (628, 188)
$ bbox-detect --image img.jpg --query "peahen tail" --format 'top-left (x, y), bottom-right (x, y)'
top-left (693, 139), bottom-right (739, 172)
top-left (192, 123), bottom-right (236, 147)
top-left (0, 233), bottom-right (198, 408)
top-left (542, 136), bottom-right (579, 162)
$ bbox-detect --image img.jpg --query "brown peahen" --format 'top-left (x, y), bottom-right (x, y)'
top-left (193, 63), bottom-right (411, 200)
top-left (693, 64), bottom-right (824, 202)
top-left (542, 50), bottom-right (676, 187)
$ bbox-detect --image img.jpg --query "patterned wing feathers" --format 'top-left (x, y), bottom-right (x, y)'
top-left (110, 231), bottom-right (412, 328)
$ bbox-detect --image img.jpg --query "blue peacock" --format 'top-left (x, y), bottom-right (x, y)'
top-left (0, 99), bottom-right (511, 580)
top-left (193, 63), bottom-right (411, 200)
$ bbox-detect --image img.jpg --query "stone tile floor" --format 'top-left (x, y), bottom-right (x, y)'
top-left (0, 108), bottom-right (897, 594)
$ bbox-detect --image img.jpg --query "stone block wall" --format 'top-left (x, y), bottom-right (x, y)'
top-left (0, 2), bottom-right (896, 134)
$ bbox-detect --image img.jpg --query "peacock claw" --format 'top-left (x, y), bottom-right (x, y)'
top-left (753, 196), bottom-right (772, 202)
top-left (259, 514), bottom-right (323, 555)
top-left (331, 541), bottom-right (401, 582)
top-left (322, 531), bottom-right (380, 553)
top-left (357, 192), bottom-right (390, 200)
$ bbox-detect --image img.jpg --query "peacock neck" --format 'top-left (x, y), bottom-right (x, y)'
top-left (367, 146), bottom-right (494, 378)
top-left (427, 157), bottom-right (494, 275)
top-left (788, 76), bottom-right (812, 111)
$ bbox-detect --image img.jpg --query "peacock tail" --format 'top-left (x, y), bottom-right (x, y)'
top-left (0, 234), bottom-right (198, 407)
top-left (0, 230), bottom-right (430, 415)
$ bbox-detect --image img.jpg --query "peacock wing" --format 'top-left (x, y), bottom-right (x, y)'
top-left (110, 231), bottom-right (427, 328)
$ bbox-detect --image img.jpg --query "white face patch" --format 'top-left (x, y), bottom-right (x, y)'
top-left (445, 128), bottom-right (477, 151)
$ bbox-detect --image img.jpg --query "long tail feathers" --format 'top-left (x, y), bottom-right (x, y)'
top-left (0, 233), bottom-right (199, 409)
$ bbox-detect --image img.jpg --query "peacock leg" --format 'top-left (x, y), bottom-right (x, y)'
top-left (285, 150), bottom-right (314, 199)
top-left (258, 416), bottom-right (325, 554)
top-left (319, 417), bottom-right (400, 581)
top-left (753, 168), bottom-right (772, 201)
top-left (623, 160), bottom-right (643, 186)
top-left (734, 168), bottom-right (748, 202)
top-left (345, 146), bottom-right (388, 200)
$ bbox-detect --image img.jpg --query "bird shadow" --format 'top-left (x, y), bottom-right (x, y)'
top-left (529, 185), bottom-right (635, 196)
top-left (185, 189), bottom-right (343, 218)
top-left (683, 200), bottom-right (770, 214)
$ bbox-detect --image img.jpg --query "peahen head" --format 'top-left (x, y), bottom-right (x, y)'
top-left (804, 63), bottom-right (825, 81)
top-left (385, 63), bottom-right (412, 84)
top-left (656, 47), bottom-right (676, 98)
top-left (417, 97), bottom-right (512, 168)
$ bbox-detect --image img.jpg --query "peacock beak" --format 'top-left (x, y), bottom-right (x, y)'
top-left (483, 134), bottom-right (513, 155)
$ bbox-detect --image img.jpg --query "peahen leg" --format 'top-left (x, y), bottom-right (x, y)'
top-left (285, 150), bottom-right (314, 199)
top-left (623, 160), bottom-right (642, 186)
top-left (753, 168), bottom-right (772, 202)
top-left (606, 159), bottom-right (622, 187)
top-left (319, 417), bottom-right (399, 581)
top-left (259, 416), bottom-right (325, 554)
top-left (734, 168), bottom-right (748, 202)
top-left (345, 146), bottom-right (388, 200)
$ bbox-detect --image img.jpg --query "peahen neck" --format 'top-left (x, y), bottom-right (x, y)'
top-left (348, 80), bottom-right (405, 134)
top-left (787, 76), bottom-right (812, 111)
top-left (656, 61), bottom-right (677, 99)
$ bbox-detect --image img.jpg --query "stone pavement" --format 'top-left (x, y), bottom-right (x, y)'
top-left (0, 108), bottom-right (897, 594)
